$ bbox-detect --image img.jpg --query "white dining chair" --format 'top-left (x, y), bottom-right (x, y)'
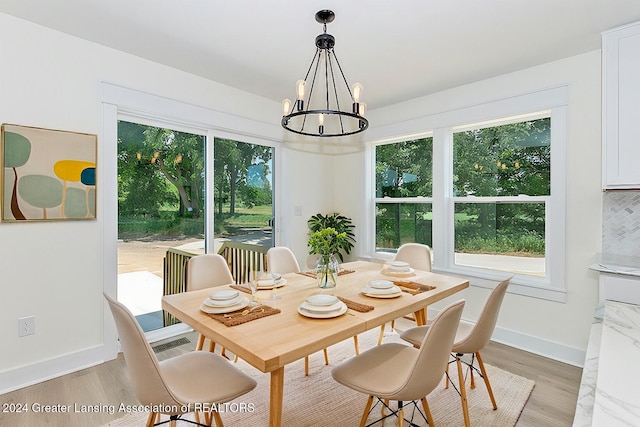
top-left (186, 254), bottom-right (235, 355)
top-left (104, 292), bottom-right (256, 427)
top-left (332, 300), bottom-right (465, 427)
top-left (400, 278), bottom-right (511, 427)
top-left (378, 243), bottom-right (433, 345)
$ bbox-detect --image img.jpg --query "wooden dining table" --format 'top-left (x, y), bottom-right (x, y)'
top-left (162, 260), bottom-right (469, 427)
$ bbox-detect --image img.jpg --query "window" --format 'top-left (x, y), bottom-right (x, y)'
top-left (368, 88), bottom-right (567, 300)
top-left (452, 117), bottom-right (550, 278)
top-left (374, 137), bottom-right (433, 253)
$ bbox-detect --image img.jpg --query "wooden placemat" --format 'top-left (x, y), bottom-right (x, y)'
top-left (337, 296), bottom-right (374, 312)
top-left (296, 269), bottom-right (356, 279)
top-left (207, 305), bottom-right (281, 326)
top-left (392, 281), bottom-right (435, 295)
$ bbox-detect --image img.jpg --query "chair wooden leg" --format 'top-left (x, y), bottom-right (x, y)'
top-left (353, 335), bottom-right (360, 355)
top-left (170, 418), bottom-right (177, 427)
top-left (208, 340), bottom-right (216, 353)
top-left (204, 411), bottom-right (211, 426)
top-left (323, 348), bottom-right (329, 365)
top-left (304, 356), bottom-right (309, 376)
top-left (196, 333), bottom-right (205, 351)
top-left (470, 355), bottom-right (476, 390)
top-left (397, 402), bottom-right (405, 427)
top-left (359, 395), bottom-right (374, 427)
top-left (145, 412), bottom-right (156, 427)
top-left (381, 398), bottom-right (389, 417)
top-left (212, 410), bottom-right (224, 427)
top-left (420, 397), bottom-right (435, 426)
top-left (377, 324), bottom-right (386, 346)
top-left (456, 355), bottom-right (471, 427)
top-left (194, 411), bottom-right (200, 424)
top-left (476, 351), bottom-right (498, 409)
top-left (444, 361), bottom-right (450, 389)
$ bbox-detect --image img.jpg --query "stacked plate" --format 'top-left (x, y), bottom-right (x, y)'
top-left (298, 294), bottom-right (347, 318)
top-left (256, 277), bottom-right (287, 290)
top-left (200, 289), bottom-right (249, 314)
top-left (361, 280), bottom-right (402, 298)
top-left (382, 261), bottom-right (415, 276)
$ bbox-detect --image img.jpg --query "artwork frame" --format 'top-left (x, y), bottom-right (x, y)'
top-left (1, 124), bottom-right (97, 222)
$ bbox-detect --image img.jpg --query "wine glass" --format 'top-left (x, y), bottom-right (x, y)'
top-left (269, 272), bottom-right (282, 300)
top-left (247, 271), bottom-right (259, 304)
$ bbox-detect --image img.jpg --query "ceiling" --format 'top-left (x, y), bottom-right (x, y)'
top-left (2, 0), bottom-right (640, 110)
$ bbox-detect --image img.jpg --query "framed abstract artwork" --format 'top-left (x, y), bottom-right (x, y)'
top-left (1, 124), bottom-right (97, 221)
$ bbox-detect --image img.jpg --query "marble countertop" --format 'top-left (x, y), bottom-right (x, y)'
top-left (573, 301), bottom-right (640, 426)
top-left (590, 253), bottom-right (640, 277)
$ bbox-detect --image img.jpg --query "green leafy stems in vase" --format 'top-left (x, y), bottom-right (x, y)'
top-left (308, 227), bottom-right (348, 289)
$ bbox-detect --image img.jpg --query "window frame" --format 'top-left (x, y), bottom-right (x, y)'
top-left (366, 88), bottom-right (567, 302)
top-left (373, 135), bottom-right (434, 253)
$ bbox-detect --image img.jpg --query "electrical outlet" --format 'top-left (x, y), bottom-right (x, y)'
top-left (18, 316), bottom-right (35, 337)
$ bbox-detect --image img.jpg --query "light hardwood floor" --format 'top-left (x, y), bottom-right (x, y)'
top-left (0, 330), bottom-right (582, 427)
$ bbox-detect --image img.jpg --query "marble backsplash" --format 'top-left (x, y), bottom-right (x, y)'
top-left (602, 191), bottom-right (640, 257)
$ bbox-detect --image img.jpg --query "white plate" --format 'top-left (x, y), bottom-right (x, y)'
top-left (299, 300), bottom-right (344, 313)
top-left (306, 294), bottom-right (339, 306)
top-left (368, 279), bottom-right (394, 289)
top-left (363, 291), bottom-right (403, 299)
top-left (200, 296), bottom-right (249, 314)
top-left (361, 285), bottom-right (402, 295)
top-left (209, 289), bottom-right (240, 301)
top-left (298, 302), bottom-right (348, 318)
top-left (381, 267), bottom-right (415, 276)
top-left (202, 294), bottom-right (244, 307)
top-left (256, 278), bottom-right (287, 290)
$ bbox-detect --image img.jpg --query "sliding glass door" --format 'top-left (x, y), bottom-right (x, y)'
top-left (213, 137), bottom-right (274, 248)
top-left (117, 120), bottom-right (206, 332)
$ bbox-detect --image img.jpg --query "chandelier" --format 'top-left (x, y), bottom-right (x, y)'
top-left (281, 10), bottom-right (369, 138)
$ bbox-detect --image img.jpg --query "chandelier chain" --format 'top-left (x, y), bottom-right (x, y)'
top-left (327, 50), bottom-right (346, 134)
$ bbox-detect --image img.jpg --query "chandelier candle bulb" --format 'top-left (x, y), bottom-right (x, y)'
top-left (352, 83), bottom-right (363, 102)
top-left (296, 80), bottom-right (305, 111)
top-left (358, 103), bottom-right (367, 117)
top-left (282, 99), bottom-right (291, 115)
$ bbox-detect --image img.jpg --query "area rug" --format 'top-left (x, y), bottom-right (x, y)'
top-left (102, 329), bottom-right (534, 426)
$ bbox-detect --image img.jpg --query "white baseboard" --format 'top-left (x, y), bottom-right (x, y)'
top-left (0, 344), bottom-right (110, 395)
top-left (427, 307), bottom-right (586, 368)
top-left (491, 326), bottom-right (585, 367)
top-left (0, 323), bottom-right (194, 395)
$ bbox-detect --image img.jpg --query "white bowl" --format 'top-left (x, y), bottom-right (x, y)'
top-left (209, 289), bottom-right (239, 301)
top-left (203, 294), bottom-right (243, 307)
top-left (368, 279), bottom-right (394, 289)
top-left (306, 294), bottom-right (339, 306)
top-left (389, 261), bottom-right (410, 271)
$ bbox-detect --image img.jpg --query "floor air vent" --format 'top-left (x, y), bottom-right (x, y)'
top-left (152, 337), bottom-right (191, 353)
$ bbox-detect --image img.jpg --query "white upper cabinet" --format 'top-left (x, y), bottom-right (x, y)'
top-left (603, 22), bottom-right (640, 189)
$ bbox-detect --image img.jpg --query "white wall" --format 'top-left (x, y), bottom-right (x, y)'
top-left (0, 13), bottom-right (287, 393)
top-left (336, 51), bottom-right (602, 365)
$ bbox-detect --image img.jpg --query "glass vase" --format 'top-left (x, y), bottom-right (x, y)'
top-left (316, 254), bottom-right (339, 289)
